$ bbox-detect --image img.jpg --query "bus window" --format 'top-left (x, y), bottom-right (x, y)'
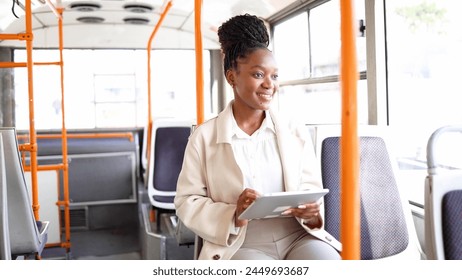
top-left (277, 80), bottom-right (368, 124)
top-left (273, 12), bottom-right (310, 81)
top-left (386, 0), bottom-right (462, 202)
top-left (272, 0), bottom-right (367, 125)
top-left (14, 49), bottom-right (211, 130)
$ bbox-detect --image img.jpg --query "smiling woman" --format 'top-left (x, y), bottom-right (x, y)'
top-left (174, 13), bottom-right (341, 261)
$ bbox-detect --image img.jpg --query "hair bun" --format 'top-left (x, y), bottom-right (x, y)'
top-left (218, 14), bottom-right (269, 53)
top-left (217, 14), bottom-right (270, 73)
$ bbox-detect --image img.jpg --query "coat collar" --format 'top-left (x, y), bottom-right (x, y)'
top-left (216, 101), bottom-right (275, 144)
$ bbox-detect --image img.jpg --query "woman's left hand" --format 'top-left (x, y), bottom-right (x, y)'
top-left (281, 201), bottom-right (323, 228)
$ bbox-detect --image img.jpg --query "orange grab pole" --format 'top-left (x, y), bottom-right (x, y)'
top-left (145, 0), bottom-right (173, 173)
top-left (57, 6), bottom-right (72, 251)
top-left (24, 0), bottom-right (40, 221)
top-left (194, 0), bottom-right (205, 125)
top-left (340, 0), bottom-right (360, 260)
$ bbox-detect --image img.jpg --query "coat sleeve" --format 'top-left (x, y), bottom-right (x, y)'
top-left (174, 132), bottom-right (243, 247)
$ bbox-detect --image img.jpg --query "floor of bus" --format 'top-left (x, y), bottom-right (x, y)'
top-left (40, 187), bottom-right (194, 260)
top-left (41, 227), bottom-right (141, 260)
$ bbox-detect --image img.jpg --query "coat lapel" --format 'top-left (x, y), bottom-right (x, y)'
top-left (270, 110), bottom-right (305, 192)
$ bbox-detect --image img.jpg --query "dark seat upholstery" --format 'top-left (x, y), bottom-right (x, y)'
top-left (146, 119), bottom-right (192, 232)
top-left (315, 125), bottom-right (422, 259)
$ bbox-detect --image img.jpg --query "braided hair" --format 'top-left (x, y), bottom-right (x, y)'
top-left (217, 14), bottom-right (269, 74)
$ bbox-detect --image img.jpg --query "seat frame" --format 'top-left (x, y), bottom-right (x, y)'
top-left (424, 125), bottom-right (462, 260)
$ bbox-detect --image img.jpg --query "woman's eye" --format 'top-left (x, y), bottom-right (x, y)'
top-left (254, 72), bottom-right (264, 78)
top-left (272, 74), bottom-right (279, 80)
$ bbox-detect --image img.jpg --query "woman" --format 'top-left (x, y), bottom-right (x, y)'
top-left (174, 14), bottom-right (341, 260)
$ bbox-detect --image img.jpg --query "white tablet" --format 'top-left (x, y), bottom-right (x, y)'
top-left (238, 189), bottom-right (329, 220)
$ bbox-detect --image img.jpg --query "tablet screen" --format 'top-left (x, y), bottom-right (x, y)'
top-left (238, 189), bottom-right (329, 220)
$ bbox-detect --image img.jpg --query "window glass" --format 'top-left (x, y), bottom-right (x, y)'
top-left (273, 12), bottom-right (310, 81)
top-left (387, 0), bottom-right (462, 165)
top-left (273, 0), bottom-right (367, 124)
top-left (310, 0), bottom-right (366, 77)
top-left (386, 0), bottom-right (462, 205)
top-left (310, 0), bottom-right (341, 77)
top-left (277, 80), bottom-right (368, 125)
top-left (14, 49), bottom-right (210, 129)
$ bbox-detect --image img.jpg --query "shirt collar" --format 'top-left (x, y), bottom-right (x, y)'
top-left (231, 110), bottom-right (276, 139)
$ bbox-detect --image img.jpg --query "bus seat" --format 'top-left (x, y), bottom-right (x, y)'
top-left (0, 135), bottom-right (12, 260)
top-left (314, 125), bottom-right (423, 259)
top-left (146, 119), bottom-right (192, 232)
top-left (424, 125), bottom-right (462, 260)
top-left (0, 128), bottom-right (49, 260)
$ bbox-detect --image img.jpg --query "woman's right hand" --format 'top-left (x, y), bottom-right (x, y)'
top-left (235, 188), bottom-right (260, 227)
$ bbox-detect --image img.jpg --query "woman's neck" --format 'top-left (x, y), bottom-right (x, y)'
top-left (232, 103), bottom-right (265, 136)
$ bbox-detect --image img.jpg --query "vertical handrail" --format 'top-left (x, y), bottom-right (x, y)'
top-left (145, 0), bottom-right (173, 181)
top-left (194, 0), bottom-right (204, 125)
top-left (24, 0), bottom-right (40, 221)
top-left (57, 6), bottom-right (72, 253)
top-left (340, 0), bottom-right (360, 259)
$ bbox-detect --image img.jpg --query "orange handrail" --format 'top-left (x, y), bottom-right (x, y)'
top-left (18, 132), bottom-right (134, 142)
top-left (23, 164), bottom-right (65, 172)
top-left (195, 0), bottom-right (205, 125)
top-left (0, 33), bottom-right (32, 40)
top-left (340, 0), bottom-right (360, 259)
top-left (145, 0), bottom-right (173, 176)
top-left (24, 0), bottom-right (40, 222)
top-left (56, 6), bottom-right (72, 252)
top-left (0, 61), bottom-right (61, 68)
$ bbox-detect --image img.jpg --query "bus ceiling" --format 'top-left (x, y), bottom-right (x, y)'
top-left (0, 0), bottom-right (299, 49)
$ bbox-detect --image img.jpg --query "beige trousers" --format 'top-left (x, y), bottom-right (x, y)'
top-left (231, 217), bottom-right (341, 260)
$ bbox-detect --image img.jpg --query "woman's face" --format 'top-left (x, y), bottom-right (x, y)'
top-left (227, 48), bottom-right (279, 112)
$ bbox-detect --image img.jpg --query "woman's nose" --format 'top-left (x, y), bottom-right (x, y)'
top-left (262, 77), bottom-right (273, 89)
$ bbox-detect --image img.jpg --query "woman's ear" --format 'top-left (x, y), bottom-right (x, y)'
top-left (225, 70), bottom-right (235, 87)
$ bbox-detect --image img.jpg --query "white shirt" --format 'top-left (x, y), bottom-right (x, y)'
top-left (231, 112), bottom-right (284, 195)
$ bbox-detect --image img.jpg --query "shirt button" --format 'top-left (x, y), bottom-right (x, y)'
top-left (213, 254), bottom-right (221, 260)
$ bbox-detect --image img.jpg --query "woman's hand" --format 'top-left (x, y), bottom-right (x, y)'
top-left (281, 200), bottom-right (323, 229)
top-left (235, 188), bottom-right (260, 227)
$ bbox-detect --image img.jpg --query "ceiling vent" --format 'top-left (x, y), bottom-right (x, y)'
top-left (77, 16), bottom-right (105, 24)
top-left (123, 17), bottom-right (150, 25)
top-left (123, 3), bottom-right (153, 13)
top-left (69, 2), bottom-right (102, 12)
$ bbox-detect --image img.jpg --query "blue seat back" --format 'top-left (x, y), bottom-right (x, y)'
top-left (152, 127), bottom-right (190, 201)
top-left (321, 134), bottom-right (413, 259)
top-left (146, 119), bottom-right (192, 210)
top-left (442, 190), bottom-right (462, 259)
